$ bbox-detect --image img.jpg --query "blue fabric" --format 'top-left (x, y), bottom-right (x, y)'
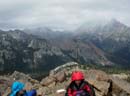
top-left (76, 90), bottom-right (90, 96)
top-left (10, 81), bottom-right (25, 96)
top-left (26, 90), bottom-right (37, 96)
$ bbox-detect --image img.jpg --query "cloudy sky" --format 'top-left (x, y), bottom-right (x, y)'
top-left (0, 0), bottom-right (129, 30)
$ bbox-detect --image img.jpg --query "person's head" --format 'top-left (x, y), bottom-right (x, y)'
top-left (71, 71), bottom-right (84, 85)
top-left (75, 80), bottom-right (82, 85)
top-left (10, 81), bottom-right (25, 96)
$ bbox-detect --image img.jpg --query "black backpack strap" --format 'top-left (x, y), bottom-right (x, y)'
top-left (84, 81), bottom-right (96, 96)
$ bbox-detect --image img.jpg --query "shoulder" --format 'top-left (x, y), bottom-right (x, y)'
top-left (83, 81), bottom-right (96, 96)
top-left (83, 81), bottom-right (89, 84)
top-left (82, 81), bottom-right (90, 86)
top-left (83, 81), bottom-right (93, 87)
top-left (82, 81), bottom-right (94, 90)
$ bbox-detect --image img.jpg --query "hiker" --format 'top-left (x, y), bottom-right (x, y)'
top-left (66, 71), bottom-right (95, 96)
top-left (9, 81), bottom-right (37, 96)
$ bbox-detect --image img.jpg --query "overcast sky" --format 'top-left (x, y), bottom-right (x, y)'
top-left (0, 0), bottom-right (129, 30)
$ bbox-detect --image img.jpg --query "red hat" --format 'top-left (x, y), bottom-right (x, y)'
top-left (71, 71), bottom-right (84, 81)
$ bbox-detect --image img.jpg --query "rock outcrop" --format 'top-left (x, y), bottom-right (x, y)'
top-left (10, 71), bottom-right (39, 84)
top-left (35, 68), bottom-right (130, 96)
top-left (83, 69), bottom-right (130, 96)
top-left (40, 70), bottom-right (67, 87)
top-left (0, 77), bottom-right (13, 95)
top-left (1, 63), bottom-right (130, 96)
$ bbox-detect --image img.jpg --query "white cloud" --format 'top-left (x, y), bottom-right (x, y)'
top-left (0, 0), bottom-right (130, 30)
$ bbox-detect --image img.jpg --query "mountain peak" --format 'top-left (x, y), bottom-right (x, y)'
top-left (107, 19), bottom-right (127, 28)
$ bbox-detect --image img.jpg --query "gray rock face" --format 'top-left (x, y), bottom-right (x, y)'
top-left (0, 30), bottom-right (71, 73)
top-left (0, 19), bottom-right (130, 74)
top-left (51, 38), bottom-right (113, 66)
top-left (28, 39), bottom-right (47, 49)
top-left (75, 19), bottom-right (130, 67)
top-left (0, 29), bottom-right (111, 74)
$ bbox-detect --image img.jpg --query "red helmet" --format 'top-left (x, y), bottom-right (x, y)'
top-left (71, 71), bottom-right (84, 81)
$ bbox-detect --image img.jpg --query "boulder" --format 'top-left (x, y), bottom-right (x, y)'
top-left (0, 77), bottom-right (13, 96)
top-left (40, 71), bottom-right (66, 87)
top-left (84, 69), bottom-right (130, 96)
top-left (111, 73), bottom-right (129, 80)
top-left (37, 87), bottom-right (46, 96)
top-left (110, 76), bottom-right (130, 96)
top-left (85, 69), bottom-right (110, 96)
top-left (3, 87), bottom-right (11, 96)
top-left (40, 76), bottom-right (56, 86)
top-left (10, 71), bottom-right (31, 82)
top-left (10, 71), bottom-right (39, 84)
top-left (85, 69), bottom-right (110, 82)
top-left (54, 71), bottom-right (66, 83)
top-left (37, 87), bottom-right (53, 96)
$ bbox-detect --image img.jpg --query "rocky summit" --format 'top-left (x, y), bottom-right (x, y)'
top-left (0, 62), bottom-right (130, 96)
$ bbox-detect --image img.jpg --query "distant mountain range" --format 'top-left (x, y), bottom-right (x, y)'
top-left (75, 19), bottom-right (130, 67)
top-left (0, 19), bottom-right (130, 74)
